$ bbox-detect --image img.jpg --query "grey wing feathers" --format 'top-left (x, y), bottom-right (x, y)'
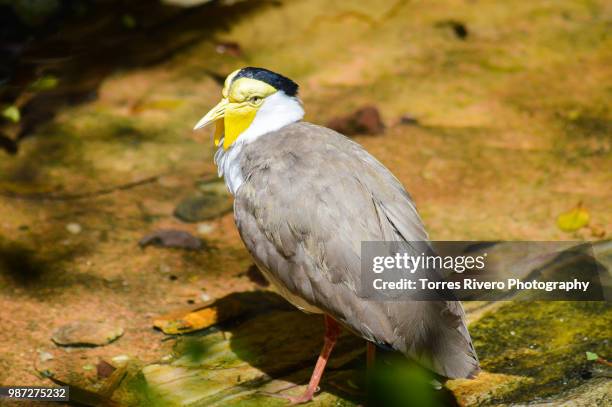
top-left (234, 122), bottom-right (479, 378)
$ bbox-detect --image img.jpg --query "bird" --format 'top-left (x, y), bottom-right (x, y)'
top-left (193, 67), bottom-right (479, 404)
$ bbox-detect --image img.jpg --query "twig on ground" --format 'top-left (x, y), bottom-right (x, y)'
top-left (0, 174), bottom-right (162, 201)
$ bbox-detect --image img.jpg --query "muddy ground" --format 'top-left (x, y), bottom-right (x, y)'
top-left (0, 0), bottom-right (610, 406)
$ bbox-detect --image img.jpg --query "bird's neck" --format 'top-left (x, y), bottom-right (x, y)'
top-left (214, 91), bottom-right (304, 195)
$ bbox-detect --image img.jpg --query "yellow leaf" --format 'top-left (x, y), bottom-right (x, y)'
top-left (2, 105), bottom-right (20, 123)
top-left (153, 297), bottom-right (243, 334)
top-left (556, 203), bottom-right (590, 233)
top-left (30, 75), bottom-right (59, 91)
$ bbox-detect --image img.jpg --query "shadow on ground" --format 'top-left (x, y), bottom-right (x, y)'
top-left (136, 290), bottom-right (461, 406)
top-left (0, 0), bottom-right (275, 153)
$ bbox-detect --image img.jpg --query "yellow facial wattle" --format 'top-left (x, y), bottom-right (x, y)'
top-left (223, 103), bottom-right (258, 149)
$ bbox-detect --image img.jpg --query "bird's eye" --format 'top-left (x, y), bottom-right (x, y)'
top-left (250, 96), bottom-right (262, 103)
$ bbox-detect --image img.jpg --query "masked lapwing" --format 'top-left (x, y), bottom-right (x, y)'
top-left (193, 67), bottom-right (479, 404)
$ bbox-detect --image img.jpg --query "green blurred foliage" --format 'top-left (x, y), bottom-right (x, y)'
top-left (1, 0), bottom-right (60, 26)
top-left (368, 352), bottom-right (454, 407)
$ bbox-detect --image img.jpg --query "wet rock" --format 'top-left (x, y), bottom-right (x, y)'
top-left (525, 377), bottom-right (611, 406)
top-left (139, 229), bottom-right (202, 250)
top-left (172, 179), bottom-right (231, 222)
top-left (327, 105), bottom-right (385, 136)
top-left (174, 191), bottom-right (232, 222)
top-left (447, 372), bottom-right (531, 406)
top-left (52, 321), bottom-right (124, 347)
top-left (467, 301), bottom-right (610, 405)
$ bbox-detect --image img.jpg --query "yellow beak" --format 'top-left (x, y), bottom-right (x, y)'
top-left (193, 99), bottom-right (229, 146)
top-left (193, 98), bottom-right (228, 130)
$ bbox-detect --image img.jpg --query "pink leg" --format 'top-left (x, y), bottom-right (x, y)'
top-left (287, 314), bottom-right (341, 404)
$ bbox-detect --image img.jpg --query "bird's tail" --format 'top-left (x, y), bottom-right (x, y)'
top-left (423, 301), bottom-right (480, 379)
top-left (392, 300), bottom-right (480, 379)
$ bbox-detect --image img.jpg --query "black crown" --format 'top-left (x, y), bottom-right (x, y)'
top-left (233, 67), bottom-right (299, 97)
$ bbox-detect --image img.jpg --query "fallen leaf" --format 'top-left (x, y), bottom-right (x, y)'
top-left (153, 296), bottom-right (241, 334)
top-left (139, 229), bottom-right (202, 250)
top-left (97, 360), bottom-right (116, 379)
top-left (2, 105), bottom-right (20, 123)
top-left (30, 75), bottom-right (59, 91)
top-left (153, 292), bottom-right (290, 334)
top-left (556, 203), bottom-right (590, 233)
top-left (586, 351), bottom-right (599, 361)
top-left (155, 306), bottom-right (225, 334)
